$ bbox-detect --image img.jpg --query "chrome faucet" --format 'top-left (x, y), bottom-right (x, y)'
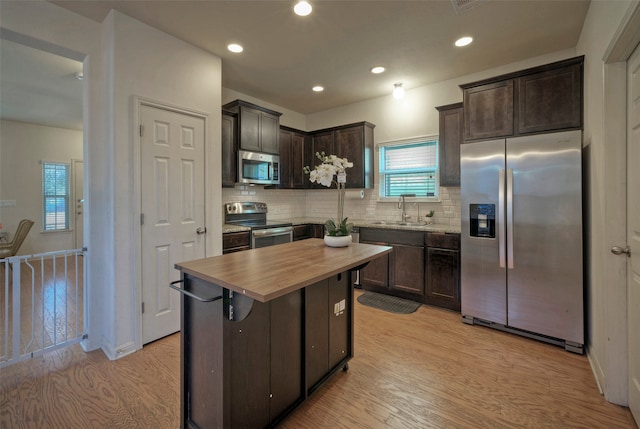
top-left (398, 194), bottom-right (416, 222)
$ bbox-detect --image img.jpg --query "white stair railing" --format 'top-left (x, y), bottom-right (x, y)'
top-left (0, 249), bottom-right (86, 367)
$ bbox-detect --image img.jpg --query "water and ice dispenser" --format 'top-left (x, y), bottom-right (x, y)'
top-left (469, 204), bottom-right (496, 238)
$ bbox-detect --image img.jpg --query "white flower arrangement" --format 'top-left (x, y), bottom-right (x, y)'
top-left (304, 152), bottom-right (354, 236)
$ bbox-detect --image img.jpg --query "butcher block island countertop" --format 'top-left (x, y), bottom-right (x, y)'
top-left (174, 238), bottom-right (392, 303)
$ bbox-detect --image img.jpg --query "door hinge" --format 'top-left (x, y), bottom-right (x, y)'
top-left (139, 125), bottom-right (144, 137)
top-left (141, 302), bottom-right (145, 314)
top-left (140, 213), bottom-right (144, 225)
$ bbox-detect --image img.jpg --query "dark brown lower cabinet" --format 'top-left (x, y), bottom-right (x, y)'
top-left (293, 224), bottom-right (327, 241)
top-left (293, 224), bottom-right (310, 241)
top-left (223, 231), bottom-right (250, 253)
top-left (180, 271), bottom-right (351, 428)
top-left (311, 224), bottom-right (325, 238)
top-left (359, 240), bottom-right (388, 289)
top-left (390, 244), bottom-right (425, 296)
top-left (425, 233), bottom-right (460, 311)
top-left (360, 228), bottom-right (461, 311)
top-left (359, 229), bottom-right (425, 299)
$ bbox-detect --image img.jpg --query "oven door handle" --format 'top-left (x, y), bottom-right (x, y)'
top-left (252, 226), bottom-right (293, 237)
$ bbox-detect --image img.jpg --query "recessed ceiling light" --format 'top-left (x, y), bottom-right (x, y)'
top-left (455, 36), bottom-right (473, 47)
top-left (370, 66), bottom-right (386, 74)
top-left (294, 1), bottom-right (312, 16)
top-left (312, 86), bottom-right (324, 92)
top-left (227, 43), bottom-right (244, 53)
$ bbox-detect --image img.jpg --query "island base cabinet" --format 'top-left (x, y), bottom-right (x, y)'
top-left (328, 273), bottom-right (350, 369)
top-left (181, 275), bottom-right (303, 429)
top-left (180, 272), bottom-right (352, 428)
top-left (305, 272), bottom-right (352, 395)
top-left (225, 297), bottom-right (271, 428)
top-left (270, 292), bottom-right (304, 421)
top-left (182, 277), bottom-right (225, 429)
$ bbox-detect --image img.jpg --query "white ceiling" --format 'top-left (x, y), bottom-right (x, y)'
top-left (0, 38), bottom-right (84, 130)
top-left (1, 0), bottom-right (590, 130)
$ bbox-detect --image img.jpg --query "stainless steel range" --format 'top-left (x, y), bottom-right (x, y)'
top-left (225, 202), bottom-right (293, 248)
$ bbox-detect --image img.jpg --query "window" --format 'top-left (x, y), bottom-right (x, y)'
top-left (42, 162), bottom-right (70, 231)
top-left (379, 138), bottom-right (439, 198)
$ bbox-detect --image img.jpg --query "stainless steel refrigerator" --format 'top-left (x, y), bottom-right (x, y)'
top-left (460, 130), bottom-right (583, 353)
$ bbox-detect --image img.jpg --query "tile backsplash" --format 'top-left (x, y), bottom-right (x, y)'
top-left (222, 186), bottom-right (461, 227)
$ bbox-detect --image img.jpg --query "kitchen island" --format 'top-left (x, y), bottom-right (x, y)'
top-left (173, 238), bottom-right (392, 429)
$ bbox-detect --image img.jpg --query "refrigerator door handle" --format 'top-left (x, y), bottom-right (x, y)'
top-left (506, 168), bottom-right (514, 269)
top-left (499, 169), bottom-right (506, 268)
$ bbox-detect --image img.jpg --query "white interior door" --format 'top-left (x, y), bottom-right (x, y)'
top-left (72, 159), bottom-right (84, 250)
top-left (627, 42), bottom-right (640, 424)
top-left (140, 104), bottom-right (206, 344)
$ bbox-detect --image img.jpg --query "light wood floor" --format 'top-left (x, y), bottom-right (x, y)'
top-left (1, 291), bottom-right (636, 428)
top-left (1, 255), bottom-right (84, 358)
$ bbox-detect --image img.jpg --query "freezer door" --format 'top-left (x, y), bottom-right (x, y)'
top-left (461, 139), bottom-right (507, 324)
top-left (505, 130), bottom-right (583, 344)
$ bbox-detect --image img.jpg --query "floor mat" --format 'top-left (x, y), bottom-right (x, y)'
top-left (356, 291), bottom-right (421, 314)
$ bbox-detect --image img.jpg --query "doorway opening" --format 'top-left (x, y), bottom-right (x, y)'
top-left (0, 37), bottom-right (87, 366)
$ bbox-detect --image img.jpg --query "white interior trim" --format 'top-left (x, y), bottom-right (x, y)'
top-left (596, 0), bottom-right (640, 406)
top-left (132, 95), bottom-right (210, 351)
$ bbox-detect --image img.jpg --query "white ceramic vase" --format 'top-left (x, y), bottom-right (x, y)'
top-left (324, 234), bottom-right (352, 247)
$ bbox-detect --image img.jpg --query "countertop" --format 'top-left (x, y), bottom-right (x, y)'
top-left (223, 218), bottom-right (461, 234)
top-left (175, 238), bottom-right (392, 303)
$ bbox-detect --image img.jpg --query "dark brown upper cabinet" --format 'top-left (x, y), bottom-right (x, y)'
top-left (222, 99), bottom-right (282, 154)
top-left (279, 126), bottom-right (310, 189)
top-left (221, 110), bottom-right (237, 187)
top-left (460, 56), bottom-right (583, 141)
top-left (309, 122), bottom-right (375, 189)
top-left (517, 63), bottom-right (582, 134)
top-left (463, 80), bottom-right (514, 140)
top-left (435, 103), bottom-right (463, 187)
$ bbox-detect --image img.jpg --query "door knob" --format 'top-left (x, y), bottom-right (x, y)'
top-left (196, 227), bottom-right (207, 235)
top-left (611, 246), bottom-right (631, 256)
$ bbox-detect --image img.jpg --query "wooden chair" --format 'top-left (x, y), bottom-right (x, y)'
top-left (0, 219), bottom-right (34, 260)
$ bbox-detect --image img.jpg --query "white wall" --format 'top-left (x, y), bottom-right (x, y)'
top-left (576, 0), bottom-right (637, 405)
top-left (0, 119), bottom-right (82, 254)
top-left (222, 87), bottom-right (307, 131)
top-left (103, 11), bottom-right (222, 358)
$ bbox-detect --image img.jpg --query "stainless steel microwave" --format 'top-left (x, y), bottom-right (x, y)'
top-left (238, 150), bottom-right (280, 185)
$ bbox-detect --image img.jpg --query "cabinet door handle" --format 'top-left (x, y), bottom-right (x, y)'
top-left (169, 279), bottom-right (222, 302)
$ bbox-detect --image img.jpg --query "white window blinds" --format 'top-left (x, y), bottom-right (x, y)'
top-left (379, 140), bottom-right (438, 197)
top-left (42, 162), bottom-right (70, 231)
